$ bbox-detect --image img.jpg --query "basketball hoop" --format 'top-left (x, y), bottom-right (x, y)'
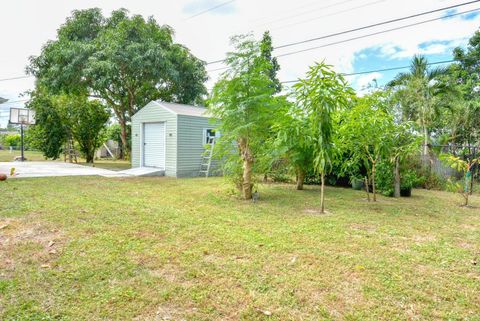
top-left (9, 107), bottom-right (35, 125)
top-left (8, 108), bottom-right (35, 162)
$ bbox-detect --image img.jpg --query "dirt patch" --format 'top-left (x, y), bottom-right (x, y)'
top-left (0, 217), bottom-right (63, 273)
top-left (134, 303), bottom-right (194, 321)
top-left (303, 208), bottom-right (330, 215)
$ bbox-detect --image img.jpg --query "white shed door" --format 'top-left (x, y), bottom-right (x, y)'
top-left (143, 122), bottom-right (165, 168)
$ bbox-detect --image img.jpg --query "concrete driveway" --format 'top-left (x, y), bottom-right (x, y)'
top-left (0, 162), bottom-right (131, 178)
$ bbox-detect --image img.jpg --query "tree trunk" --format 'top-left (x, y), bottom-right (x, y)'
top-left (320, 172), bottom-right (325, 213)
top-left (239, 138), bottom-right (253, 200)
top-left (372, 161), bottom-right (377, 202)
top-left (242, 157), bottom-right (253, 200)
top-left (85, 152), bottom-right (94, 164)
top-left (423, 125), bottom-right (429, 157)
top-left (394, 156), bottom-right (401, 198)
top-left (119, 119), bottom-right (128, 160)
top-left (364, 176), bottom-right (370, 202)
top-left (296, 168), bottom-right (305, 190)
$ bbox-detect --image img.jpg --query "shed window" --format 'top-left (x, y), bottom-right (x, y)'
top-left (204, 128), bottom-right (217, 144)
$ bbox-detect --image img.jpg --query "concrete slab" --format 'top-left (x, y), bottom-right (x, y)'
top-left (118, 167), bottom-right (165, 177)
top-left (0, 162), bottom-right (132, 178)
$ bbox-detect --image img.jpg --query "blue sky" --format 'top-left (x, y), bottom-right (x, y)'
top-left (1, 0), bottom-right (479, 127)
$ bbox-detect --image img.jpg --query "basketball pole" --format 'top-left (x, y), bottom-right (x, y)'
top-left (20, 123), bottom-right (25, 162)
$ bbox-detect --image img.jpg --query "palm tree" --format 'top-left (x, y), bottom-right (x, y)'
top-left (389, 55), bottom-right (455, 157)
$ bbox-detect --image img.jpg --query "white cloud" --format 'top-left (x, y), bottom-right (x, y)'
top-left (352, 72), bottom-right (383, 94)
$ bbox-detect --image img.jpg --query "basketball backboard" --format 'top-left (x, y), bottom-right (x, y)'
top-left (9, 107), bottom-right (35, 125)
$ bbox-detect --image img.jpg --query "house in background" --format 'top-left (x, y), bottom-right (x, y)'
top-left (131, 100), bottom-right (219, 178)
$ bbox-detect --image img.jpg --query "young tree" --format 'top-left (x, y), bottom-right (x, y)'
top-left (339, 92), bottom-right (394, 202)
top-left (209, 35), bottom-right (280, 200)
top-left (273, 100), bottom-right (315, 190)
top-left (441, 154), bottom-right (479, 206)
top-left (27, 8), bottom-right (208, 157)
top-left (293, 62), bottom-right (353, 212)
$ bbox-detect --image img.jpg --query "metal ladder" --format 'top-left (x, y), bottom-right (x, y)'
top-left (199, 137), bottom-right (215, 177)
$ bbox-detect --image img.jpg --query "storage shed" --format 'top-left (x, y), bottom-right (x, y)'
top-left (131, 100), bottom-right (218, 177)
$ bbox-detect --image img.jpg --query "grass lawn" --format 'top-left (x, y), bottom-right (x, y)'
top-left (0, 150), bottom-right (131, 172)
top-left (1, 177), bottom-right (479, 320)
top-left (0, 150), bottom-right (48, 162)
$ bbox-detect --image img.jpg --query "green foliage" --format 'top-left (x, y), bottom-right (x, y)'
top-left (70, 99), bottom-right (110, 163)
top-left (209, 34), bottom-right (282, 198)
top-left (27, 8), bottom-right (208, 155)
top-left (376, 161), bottom-right (420, 197)
top-left (2, 134), bottom-right (21, 148)
top-left (260, 31), bottom-right (281, 93)
top-left (389, 55), bottom-right (457, 154)
top-left (339, 92), bottom-right (393, 173)
top-left (375, 161), bottom-right (395, 197)
top-left (27, 91), bottom-right (109, 162)
top-left (293, 61), bottom-right (353, 176)
top-left (27, 90), bottom-right (68, 159)
top-left (451, 30), bottom-right (480, 146)
top-left (440, 153), bottom-right (479, 205)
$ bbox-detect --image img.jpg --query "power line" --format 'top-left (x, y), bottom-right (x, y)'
top-left (206, 59), bottom-right (455, 91)
top-left (271, 0), bottom-right (388, 32)
top-left (186, 0), bottom-right (235, 20)
top-left (250, 0), bottom-right (365, 31)
top-left (0, 75), bottom-right (32, 82)
top-left (205, 0), bottom-right (480, 65)
top-left (0, 99), bottom-right (29, 104)
top-left (275, 8), bottom-right (480, 58)
top-left (280, 59), bottom-right (456, 84)
top-left (274, 0), bottom-right (480, 50)
top-left (206, 8), bottom-right (476, 72)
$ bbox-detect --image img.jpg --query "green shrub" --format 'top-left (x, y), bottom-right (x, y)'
top-left (376, 161), bottom-right (394, 196)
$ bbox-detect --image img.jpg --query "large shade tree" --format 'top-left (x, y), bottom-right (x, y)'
top-left (209, 34), bottom-right (281, 200)
top-left (27, 8), bottom-right (208, 157)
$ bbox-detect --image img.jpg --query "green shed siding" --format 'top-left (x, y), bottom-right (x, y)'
top-left (176, 115), bottom-right (213, 177)
top-left (131, 102), bottom-right (177, 176)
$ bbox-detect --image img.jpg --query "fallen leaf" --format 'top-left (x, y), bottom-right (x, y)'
top-left (257, 309), bottom-right (272, 316)
top-left (41, 264), bottom-right (50, 268)
top-left (0, 224), bottom-right (8, 230)
top-left (48, 241), bottom-right (55, 247)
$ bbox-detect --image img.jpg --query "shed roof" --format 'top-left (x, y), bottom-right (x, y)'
top-left (155, 101), bottom-right (210, 118)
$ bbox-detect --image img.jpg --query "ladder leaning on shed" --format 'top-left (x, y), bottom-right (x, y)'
top-left (199, 137), bottom-right (215, 177)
